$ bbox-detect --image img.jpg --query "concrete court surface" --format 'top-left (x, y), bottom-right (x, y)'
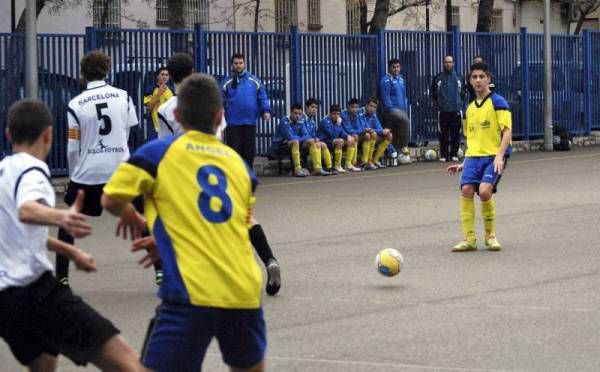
top-left (1, 146), bottom-right (600, 371)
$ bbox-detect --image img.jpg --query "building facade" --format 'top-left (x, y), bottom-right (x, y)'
top-left (1, 1), bottom-right (598, 35)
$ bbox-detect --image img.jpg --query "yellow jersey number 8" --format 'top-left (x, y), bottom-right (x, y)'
top-left (197, 165), bottom-right (232, 223)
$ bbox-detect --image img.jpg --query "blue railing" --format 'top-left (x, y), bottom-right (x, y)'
top-left (1, 28), bottom-right (599, 175)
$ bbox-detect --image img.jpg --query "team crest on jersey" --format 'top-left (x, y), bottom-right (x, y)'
top-left (87, 139), bottom-right (125, 154)
top-left (480, 120), bottom-right (490, 129)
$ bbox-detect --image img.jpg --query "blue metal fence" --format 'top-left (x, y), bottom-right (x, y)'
top-left (0, 33), bottom-right (84, 175)
top-left (1, 28), bottom-right (600, 175)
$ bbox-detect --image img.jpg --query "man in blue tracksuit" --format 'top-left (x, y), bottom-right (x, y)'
top-left (380, 58), bottom-right (411, 164)
top-left (431, 55), bottom-right (465, 162)
top-left (221, 53), bottom-right (271, 168)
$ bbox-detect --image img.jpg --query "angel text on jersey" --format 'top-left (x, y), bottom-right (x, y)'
top-left (78, 92), bottom-right (121, 106)
top-left (186, 143), bottom-right (233, 158)
top-left (87, 139), bottom-right (125, 155)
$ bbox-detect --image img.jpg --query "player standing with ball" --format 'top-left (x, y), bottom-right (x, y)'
top-left (447, 62), bottom-right (512, 252)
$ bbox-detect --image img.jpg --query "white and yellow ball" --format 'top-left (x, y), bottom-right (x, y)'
top-left (424, 149), bottom-right (437, 161)
top-left (375, 248), bottom-right (404, 277)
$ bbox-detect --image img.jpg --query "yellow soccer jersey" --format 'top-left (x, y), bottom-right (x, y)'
top-left (464, 92), bottom-right (512, 157)
top-left (144, 86), bottom-right (174, 131)
top-left (104, 131), bottom-right (262, 309)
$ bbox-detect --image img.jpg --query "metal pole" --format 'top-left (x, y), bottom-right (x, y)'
top-left (543, 0), bottom-right (553, 151)
top-left (11, 0), bottom-right (16, 32)
top-left (426, 1), bottom-right (430, 31)
top-left (25, 0), bottom-right (38, 99)
top-left (446, 0), bottom-right (452, 32)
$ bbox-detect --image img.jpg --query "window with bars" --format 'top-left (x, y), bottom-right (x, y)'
top-left (156, 0), bottom-right (168, 25)
top-left (307, 0), bottom-right (321, 31)
top-left (275, 0), bottom-right (297, 33)
top-left (93, 0), bottom-right (121, 28)
top-left (185, 0), bottom-right (209, 29)
top-left (346, 0), bottom-right (361, 35)
top-left (451, 6), bottom-right (460, 28)
top-left (491, 9), bottom-right (503, 32)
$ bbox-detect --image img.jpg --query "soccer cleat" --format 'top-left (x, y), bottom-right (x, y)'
top-left (293, 168), bottom-right (309, 177)
top-left (451, 239), bottom-right (478, 252)
top-left (155, 270), bottom-right (163, 285)
top-left (266, 259), bottom-right (281, 296)
top-left (374, 161), bottom-right (386, 168)
top-left (57, 277), bottom-right (70, 288)
top-left (451, 156), bottom-right (459, 162)
top-left (485, 237), bottom-right (502, 251)
top-left (334, 166), bottom-right (346, 173)
top-left (345, 164), bottom-right (362, 172)
top-left (312, 168), bottom-right (331, 176)
top-left (362, 163), bottom-right (377, 171)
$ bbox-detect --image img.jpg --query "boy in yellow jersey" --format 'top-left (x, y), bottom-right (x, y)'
top-left (143, 67), bottom-right (174, 138)
top-left (447, 62), bottom-right (512, 252)
top-left (101, 73), bottom-right (265, 372)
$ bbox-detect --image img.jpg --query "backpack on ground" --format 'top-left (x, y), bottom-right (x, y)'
top-left (552, 125), bottom-right (571, 151)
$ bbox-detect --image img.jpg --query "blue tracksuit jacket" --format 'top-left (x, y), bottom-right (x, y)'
top-left (221, 70), bottom-right (271, 126)
top-left (380, 73), bottom-right (408, 112)
top-left (318, 116), bottom-right (349, 143)
top-left (271, 115), bottom-right (310, 150)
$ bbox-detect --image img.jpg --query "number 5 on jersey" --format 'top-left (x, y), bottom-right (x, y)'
top-left (197, 165), bottom-right (232, 223)
top-left (95, 103), bottom-right (112, 135)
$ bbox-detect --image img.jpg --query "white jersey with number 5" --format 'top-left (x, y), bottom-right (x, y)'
top-left (67, 80), bottom-right (138, 185)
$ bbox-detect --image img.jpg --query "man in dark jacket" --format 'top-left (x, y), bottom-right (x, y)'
top-left (221, 53), bottom-right (271, 168)
top-left (431, 55), bottom-right (465, 162)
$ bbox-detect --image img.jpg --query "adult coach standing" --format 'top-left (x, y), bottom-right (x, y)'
top-left (221, 53), bottom-right (271, 168)
top-left (380, 58), bottom-right (411, 164)
top-left (431, 55), bottom-right (465, 162)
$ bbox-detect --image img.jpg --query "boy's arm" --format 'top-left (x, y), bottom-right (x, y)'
top-left (19, 190), bottom-right (91, 238)
top-left (47, 236), bottom-right (96, 272)
top-left (67, 104), bottom-right (80, 177)
top-left (494, 127), bottom-right (512, 175)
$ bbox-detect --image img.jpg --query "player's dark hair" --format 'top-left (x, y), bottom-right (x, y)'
top-left (347, 98), bottom-right (360, 106)
top-left (367, 97), bottom-right (379, 105)
top-left (176, 73), bottom-right (222, 134)
top-left (80, 50), bottom-right (110, 82)
top-left (291, 103), bottom-right (303, 112)
top-left (155, 67), bottom-right (168, 77)
top-left (305, 98), bottom-right (320, 107)
top-left (388, 58), bottom-right (401, 68)
top-left (7, 99), bottom-right (53, 145)
top-left (167, 53), bottom-right (194, 84)
top-left (329, 104), bottom-right (341, 113)
top-left (470, 62), bottom-right (490, 77)
top-left (230, 53), bottom-right (245, 64)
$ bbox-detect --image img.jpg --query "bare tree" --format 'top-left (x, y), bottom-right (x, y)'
top-left (475, 0), bottom-right (494, 33)
top-left (361, 0), bottom-right (433, 34)
top-left (569, 0), bottom-right (600, 34)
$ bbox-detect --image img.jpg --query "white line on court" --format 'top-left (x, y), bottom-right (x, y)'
top-left (205, 352), bottom-right (506, 371)
top-left (258, 152), bottom-right (600, 189)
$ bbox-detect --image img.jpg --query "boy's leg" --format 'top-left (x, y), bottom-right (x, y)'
top-left (89, 335), bottom-right (141, 372)
top-left (28, 353), bottom-right (58, 372)
top-left (438, 112), bottom-right (450, 160)
top-left (479, 158), bottom-right (506, 251)
top-left (449, 112), bottom-right (462, 159)
top-left (217, 308), bottom-right (266, 372)
top-left (55, 228), bottom-right (73, 286)
top-left (143, 303), bottom-right (216, 372)
top-left (373, 138), bottom-right (391, 163)
top-left (453, 157), bottom-right (481, 252)
top-left (320, 143), bottom-right (333, 170)
top-left (249, 215), bottom-right (280, 296)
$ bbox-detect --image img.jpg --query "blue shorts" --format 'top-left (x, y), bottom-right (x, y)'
top-left (143, 303), bottom-right (266, 371)
top-left (460, 156), bottom-right (507, 193)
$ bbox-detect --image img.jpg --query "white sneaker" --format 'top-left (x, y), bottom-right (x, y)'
top-left (398, 154), bottom-right (411, 164)
top-left (333, 166), bottom-right (346, 173)
top-left (439, 157), bottom-right (447, 162)
top-left (345, 164), bottom-right (362, 172)
top-left (451, 156), bottom-right (459, 162)
top-left (374, 161), bottom-right (386, 168)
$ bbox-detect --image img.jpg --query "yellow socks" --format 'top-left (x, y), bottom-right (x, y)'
top-left (373, 139), bottom-right (390, 163)
top-left (481, 198), bottom-right (496, 238)
top-left (309, 144), bottom-right (322, 169)
top-left (334, 147), bottom-right (343, 168)
top-left (346, 145), bottom-right (356, 168)
top-left (460, 196), bottom-right (476, 241)
top-left (352, 143), bottom-right (358, 164)
top-left (322, 146), bottom-right (332, 169)
top-left (361, 140), bottom-right (371, 164)
top-left (291, 142), bottom-right (301, 170)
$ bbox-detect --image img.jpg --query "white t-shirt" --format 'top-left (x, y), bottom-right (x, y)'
top-left (67, 81), bottom-right (138, 185)
top-left (0, 153), bottom-right (55, 290)
top-left (157, 96), bottom-right (227, 140)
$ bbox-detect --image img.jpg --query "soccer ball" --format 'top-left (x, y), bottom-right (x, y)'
top-left (375, 248), bottom-right (404, 277)
top-left (457, 148), bottom-right (464, 159)
top-left (424, 149), bottom-right (437, 161)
